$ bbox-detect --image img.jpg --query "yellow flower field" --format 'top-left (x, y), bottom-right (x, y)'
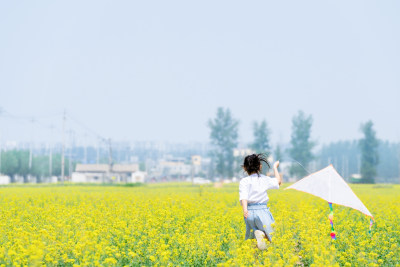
top-left (0, 183), bottom-right (399, 266)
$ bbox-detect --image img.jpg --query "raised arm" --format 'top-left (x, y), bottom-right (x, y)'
top-left (273, 161), bottom-right (282, 185)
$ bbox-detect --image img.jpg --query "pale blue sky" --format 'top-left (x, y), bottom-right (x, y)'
top-left (1, 1), bottom-right (399, 146)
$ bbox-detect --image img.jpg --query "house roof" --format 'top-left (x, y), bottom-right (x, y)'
top-left (75, 164), bottom-right (138, 173)
top-left (76, 164), bottom-right (109, 172)
top-left (112, 164), bottom-right (138, 172)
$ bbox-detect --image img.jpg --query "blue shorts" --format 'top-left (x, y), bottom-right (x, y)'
top-left (244, 203), bottom-right (275, 240)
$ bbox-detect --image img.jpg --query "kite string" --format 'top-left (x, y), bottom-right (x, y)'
top-left (328, 202), bottom-right (336, 240)
top-left (282, 157), bottom-right (312, 175)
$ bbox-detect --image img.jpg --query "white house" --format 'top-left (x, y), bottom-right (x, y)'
top-left (158, 159), bottom-right (191, 176)
top-left (72, 164), bottom-right (139, 183)
top-left (0, 175), bottom-right (10, 185)
top-left (128, 171), bottom-right (147, 183)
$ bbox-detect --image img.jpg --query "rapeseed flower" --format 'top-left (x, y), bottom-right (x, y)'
top-left (0, 183), bottom-right (398, 265)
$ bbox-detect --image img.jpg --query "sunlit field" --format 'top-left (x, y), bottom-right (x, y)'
top-left (0, 183), bottom-right (399, 266)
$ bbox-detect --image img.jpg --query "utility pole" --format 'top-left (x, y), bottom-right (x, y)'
top-left (398, 145), bottom-right (400, 184)
top-left (96, 139), bottom-right (100, 164)
top-left (49, 124), bottom-right (54, 178)
top-left (191, 160), bottom-right (194, 185)
top-left (29, 118), bottom-right (34, 171)
top-left (84, 133), bottom-right (87, 164)
top-left (341, 155), bottom-right (345, 180)
top-left (61, 110), bottom-right (66, 183)
top-left (0, 107), bottom-right (2, 175)
top-left (0, 129), bottom-right (2, 175)
top-left (108, 138), bottom-right (113, 166)
top-left (68, 130), bottom-right (74, 179)
top-left (108, 138), bottom-right (113, 182)
top-left (49, 143), bottom-right (52, 177)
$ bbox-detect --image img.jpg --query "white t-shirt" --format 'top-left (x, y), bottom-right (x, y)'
top-left (239, 173), bottom-right (279, 203)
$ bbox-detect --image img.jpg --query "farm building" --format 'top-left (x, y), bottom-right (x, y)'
top-left (0, 175), bottom-right (10, 185)
top-left (72, 164), bottom-right (140, 183)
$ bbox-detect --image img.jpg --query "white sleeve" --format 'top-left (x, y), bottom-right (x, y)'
top-left (239, 179), bottom-right (249, 201)
top-left (266, 177), bottom-right (279, 190)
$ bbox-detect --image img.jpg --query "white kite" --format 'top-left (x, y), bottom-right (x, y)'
top-left (285, 164), bottom-right (374, 239)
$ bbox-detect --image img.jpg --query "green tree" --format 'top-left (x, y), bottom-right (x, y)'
top-left (289, 111), bottom-right (315, 178)
top-left (274, 144), bottom-right (283, 162)
top-left (32, 155), bottom-right (50, 183)
top-left (15, 150), bottom-right (30, 183)
top-left (0, 150), bottom-right (74, 183)
top-left (208, 107), bottom-right (239, 179)
top-left (359, 120), bottom-right (379, 183)
top-left (251, 119), bottom-right (271, 172)
top-left (1, 150), bottom-right (18, 182)
top-left (376, 141), bottom-right (399, 182)
top-left (251, 120), bottom-right (271, 154)
top-left (139, 162), bottom-right (146, 172)
top-left (318, 140), bottom-right (359, 180)
top-left (52, 154), bottom-right (70, 177)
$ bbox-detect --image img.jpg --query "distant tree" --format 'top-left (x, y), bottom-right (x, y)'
top-left (251, 120), bottom-right (271, 173)
top-left (52, 154), bottom-right (70, 177)
top-left (318, 140), bottom-right (359, 180)
top-left (376, 141), bottom-right (400, 182)
top-left (1, 150), bottom-right (18, 182)
top-left (359, 120), bottom-right (379, 183)
top-left (15, 150), bottom-right (30, 183)
top-left (289, 111), bottom-right (315, 178)
top-left (208, 107), bottom-right (239, 179)
top-left (32, 155), bottom-right (49, 183)
top-left (0, 150), bottom-right (75, 183)
top-left (274, 144), bottom-right (283, 162)
top-left (139, 162), bottom-right (146, 172)
top-left (251, 120), bottom-right (271, 154)
top-left (398, 145), bottom-right (400, 184)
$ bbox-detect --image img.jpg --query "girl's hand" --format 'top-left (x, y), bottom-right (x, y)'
top-left (273, 161), bottom-right (280, 169)
top-left (243, 209), bottom-right (248, 219)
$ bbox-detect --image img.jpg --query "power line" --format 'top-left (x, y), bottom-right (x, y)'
top-left (0, 107), bottom-right (63, 134)
top-left (0, 108), bottom-right (111, 164)
top-left (66, 113), bottom-right (107, 142)
top-left (0, 108), bottom-right (101, 145)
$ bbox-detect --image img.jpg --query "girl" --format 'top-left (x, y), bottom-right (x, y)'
top-left (239, 153), bottom-right (282, 250)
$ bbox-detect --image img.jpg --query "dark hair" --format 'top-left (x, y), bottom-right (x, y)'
top-left (242, 153), bottom-right (270, 176)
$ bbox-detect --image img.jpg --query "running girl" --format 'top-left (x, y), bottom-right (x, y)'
top-left (239, 153), bottom-right (282, 250)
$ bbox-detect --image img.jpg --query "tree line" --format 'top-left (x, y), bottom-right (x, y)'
top-left (0, 150), bottom-right (73, 183)
top-left (208, 107), bottom-right (394, 183)
top-left (318, 139), bottom-right (399, 183)
top-left (1, 108), bottom-right (395, 184)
